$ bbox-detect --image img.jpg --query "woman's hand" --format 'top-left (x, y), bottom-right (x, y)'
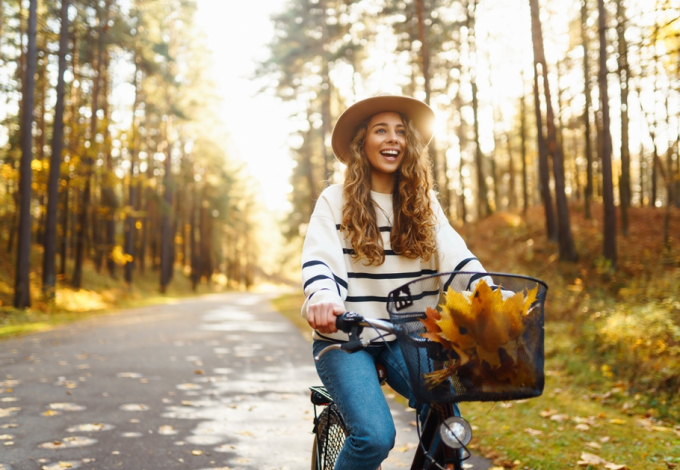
top-left (307, 302), bottom-right (345, 334)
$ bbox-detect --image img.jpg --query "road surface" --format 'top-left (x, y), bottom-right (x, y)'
top-left (0, 293), bottom-right (490, 470)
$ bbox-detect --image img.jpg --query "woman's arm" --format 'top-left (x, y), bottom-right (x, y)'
top-left (301, 190), bottom-right (349, 334)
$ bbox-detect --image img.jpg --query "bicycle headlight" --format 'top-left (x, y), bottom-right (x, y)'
top-left (439, 416), bottom-right (472, 449)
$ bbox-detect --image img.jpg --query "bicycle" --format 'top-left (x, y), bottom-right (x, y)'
top-left (308, 272), bottom-right (548, 470)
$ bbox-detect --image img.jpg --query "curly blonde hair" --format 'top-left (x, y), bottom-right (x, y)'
top-left (340, 113), bottom-right (437, 265)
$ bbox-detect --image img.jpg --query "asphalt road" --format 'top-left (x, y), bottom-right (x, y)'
top-left (0, 292), bottom-right (490, 470)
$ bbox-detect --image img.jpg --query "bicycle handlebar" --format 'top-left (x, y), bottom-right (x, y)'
top-left (313, 312), bottom-right (395, 362)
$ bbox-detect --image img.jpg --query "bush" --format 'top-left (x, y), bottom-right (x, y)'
top-left (589, 291), bottom-right (680, 407)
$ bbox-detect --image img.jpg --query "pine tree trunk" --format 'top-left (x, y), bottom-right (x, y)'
top-left (581, 0), bottom-right (594, 219)
top-left (42, 0), bottom-right (70, 300)
top-left (467, 0), bottom-right (490, 218)
top-left (124, 65), bottom-right (140, 284)
top-left (72, 1), bottom-right (108, 288)
top-left (597, 0), bottom-right (617, 267)
top-left (520, 83), bottom-right (529, 213)
top-left (530, 0), bottom-right (577, 260)
top-left (616, 0), bottom-right (630, 234)
top-left (100, 54), bottom-right (117, 278)
top-left (532, 60), bottom-right (557, 241)
top-left (160, 117), bottom-right (174, 292)
top-left (14, 0), bottom-right (37, 308)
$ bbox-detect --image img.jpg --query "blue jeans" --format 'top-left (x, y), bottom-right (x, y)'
top-left (313, 339), bottom-right (427, 470)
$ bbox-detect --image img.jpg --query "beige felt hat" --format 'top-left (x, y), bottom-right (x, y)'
top-left (331, 94), bottom-right (436, 165)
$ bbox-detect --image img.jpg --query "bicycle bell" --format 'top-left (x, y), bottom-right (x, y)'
top-left (439, 416), bottom-right (472, 449)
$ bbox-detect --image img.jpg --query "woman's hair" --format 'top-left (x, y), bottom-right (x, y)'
top-left (340, 113), bottom-right (437, 265)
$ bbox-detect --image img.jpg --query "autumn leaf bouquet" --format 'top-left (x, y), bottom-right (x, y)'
top-left (419, 279), bottom-right (540, 393)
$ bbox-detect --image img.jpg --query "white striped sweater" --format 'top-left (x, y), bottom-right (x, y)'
top-left (301, 184), bottom-right (485, 342)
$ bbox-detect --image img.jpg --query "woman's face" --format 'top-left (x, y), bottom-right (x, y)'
top-left (363, 112), bottom-right (406, 182)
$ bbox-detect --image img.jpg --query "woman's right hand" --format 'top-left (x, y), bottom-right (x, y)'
top-left (307, 302), bottom-right (345, 334)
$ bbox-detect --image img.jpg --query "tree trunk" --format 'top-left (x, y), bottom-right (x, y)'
top-left (532, 58), bottom-right (557, 241)
top-left (520, 80), bottom-right (529, 213)
top-left (42, 0), bottom-right (70, 300)
top-left (100, 53), bottom-right (117, 278)
top-left (160, 117), bottom-right (174, 292)
top-left (530, 0), bottom-right (577, 261)
top-left (581, 0), bottom-right (594, 219)
top-left (14, 0), bottom-right (37, 308)
top-left (467, 0), bottom-right (490, 218)
top-left (415, 0), bottom-right (437, 189)
top-left (597, 0), bottom-right (617, 268)
top-left (72, 1), bottom-right (108, 288)
top-left (125, 65), bottom-right (140, 284)
top-left (616, 0), bottom-right (630, 235)
top-left (190, 181), bottom-right (199, 291)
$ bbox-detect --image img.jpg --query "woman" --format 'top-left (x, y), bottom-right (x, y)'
top-left (301, 95), bottom-right (485, 470)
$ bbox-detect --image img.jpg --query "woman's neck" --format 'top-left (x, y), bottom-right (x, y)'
top-left (370, 172), bottom-right (395, 194)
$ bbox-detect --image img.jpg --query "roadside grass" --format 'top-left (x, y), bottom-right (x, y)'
top-left (0, 242), bottom-right (229, 340)
top-left (270, 202), bottom-right (680, 470)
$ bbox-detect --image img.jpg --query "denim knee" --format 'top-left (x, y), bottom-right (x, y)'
top-left (347, 421), bottom-right (396, 463)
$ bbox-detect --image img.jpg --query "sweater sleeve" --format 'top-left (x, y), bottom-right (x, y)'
top-left (432, 194), bottom-right (487, 286)
top-left (300, 191), bottom-right (348, 320)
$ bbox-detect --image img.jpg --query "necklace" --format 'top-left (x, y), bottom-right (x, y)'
top-left (373, 201), bottom-right (393, 228)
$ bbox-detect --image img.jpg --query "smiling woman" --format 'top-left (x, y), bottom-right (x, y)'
top-left (299, 94), bottom-right (487, 470)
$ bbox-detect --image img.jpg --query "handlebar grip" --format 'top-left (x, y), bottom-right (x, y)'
top-left (335, 312), bottom-right (363, 333)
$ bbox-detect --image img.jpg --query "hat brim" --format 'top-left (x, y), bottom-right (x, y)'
top-left (331, 95), bottom-right (436, 165)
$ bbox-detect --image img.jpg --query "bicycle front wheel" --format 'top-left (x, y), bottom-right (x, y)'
top-left (312, 403), bottom-right (347, 470)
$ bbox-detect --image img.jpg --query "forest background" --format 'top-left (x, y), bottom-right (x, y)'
top-left (1, 0), bottom-right (679, 467)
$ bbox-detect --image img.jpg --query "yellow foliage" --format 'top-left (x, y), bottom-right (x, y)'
top-left (56, 289), bottom-right (108, 312)
top-left (111, 246), bottom-right (134, 265)
top-left (420, 279), bottom-right (539, 389)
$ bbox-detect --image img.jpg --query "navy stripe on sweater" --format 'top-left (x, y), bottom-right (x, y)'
top-left (302, 260), bottom-right (348, 289)
top-left (347, 269), bottom-right (437, 280)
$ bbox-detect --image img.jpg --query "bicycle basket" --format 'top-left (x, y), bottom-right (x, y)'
top-left (386, 272), bottom-right (548, 404)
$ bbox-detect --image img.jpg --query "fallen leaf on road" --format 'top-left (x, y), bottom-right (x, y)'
top-left (121, 432), bottom-right (143, 438)
top-left (194, 370), bottom-right (204, 375)
top-left (177, 383), bottom-right (202, 390)
top-left (0, 407), bottom-right (21, 418)
top-left (158, 425), bottom-right (178, 435)
top-left (0, 434), bottom-right (13, 440)
top-left (66, 423), bottom-right (114, 432)
top-left (0, 397), bottom-right (18, 402)
top-left (119, 404), bottom-right (149, 411)
top-left (1, 424), bottom-right (18, 428)
top-left (49, 403), bottom-right (85, 411)
top-left (395, 442), bottom-right (417, 452)
top-left (524, 428), bottom-right (543, 436)
top-left (191, 450), bottom-right (203, 456)
top-left (43, 410), bottom-right (61, 416)
top-left (40, 436), bottom-right (97, 449)
top-left (41, 461), bottom-right (82, 470)
top-left (117, 372), bottom-right (143, 378)
top-left (3, 441), bottom-right (14, 446)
